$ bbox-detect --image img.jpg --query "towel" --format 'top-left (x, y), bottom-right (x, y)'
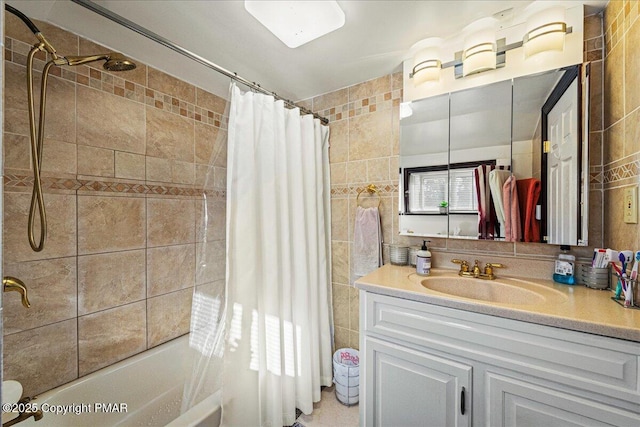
top-left (516, 178), bottom-right (541, 242)
top-left (502, 175), bottom-right (522, 242)
top-left (475, 164), bottom-right (509, 239)
top-left (353, 206), bottom-right (382, 282)
top-left (488, 169), bottom-right (511, 239)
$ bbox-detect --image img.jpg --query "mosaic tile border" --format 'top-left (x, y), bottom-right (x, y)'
top-left (604, 159), bottom-right (640, 183)
top-left (317, 90), bottom-right (403, 123)
top-left (331, 183), bottom-right (399, 197)
top-left (5, 37), bottom-right (228, 129)
top-left (4, 174), bottom-right (226, 199)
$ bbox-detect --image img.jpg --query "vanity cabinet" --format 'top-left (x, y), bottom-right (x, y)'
top-left (359, 291), bottom-right (640, 427)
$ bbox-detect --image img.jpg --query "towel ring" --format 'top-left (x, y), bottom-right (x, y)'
top-left (357, 184), bottom-right (381, 208)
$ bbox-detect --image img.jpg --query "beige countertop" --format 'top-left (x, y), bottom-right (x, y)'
top-left (355, 264), bottom-right (640, 343)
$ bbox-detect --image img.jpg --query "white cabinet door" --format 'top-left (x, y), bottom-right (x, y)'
top-left (363, 336), bottom-right (471, 427)
top-left (486, 372), bottom-right (640, 427)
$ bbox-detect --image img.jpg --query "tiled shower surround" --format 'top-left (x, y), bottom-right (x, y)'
top-left (3, 15), bottom-right (226, 396)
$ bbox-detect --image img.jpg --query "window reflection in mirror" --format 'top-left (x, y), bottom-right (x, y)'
top-left (399, 65), bottom-right (588, 246)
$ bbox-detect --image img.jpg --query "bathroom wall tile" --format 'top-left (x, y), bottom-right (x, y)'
top-left (147, 288), bottom-right (193, 348)
top-left (147, 244), bottom-right (196, 297)
top-left (77, 85), bottom-right (146, 154)
top-left (447, 239), bottom-right (515, 256)
top-left (36, 20), bottom-right (79, 57)
top-left (349, 75), bottom-right (390, 102)
top-left (332, 284), bottom-right (349, 329)
top-left (391, 106), bottom-right (400, 155)
top-left (3, 319), bottom-right (77, 397)
top-left (392, 71), bottom-right (403, 91)
top-left (78, 301), bottom-right (147, 376)
top-left (329, 119), bottom-right (348, 164)
top-left (6, 13), bottom-right (42, 44)
top-left (3, 133), bottom-right (31, 171)
top-left (349, 330), bottom-right (360, 351)
top-left (333, 326), bottom-right (349, 353)
top-left (604, 37), bottom-right (624, 128)
top-left (330, 163), bottom-right (347, 185)
top-left (77, 145), bottom-right (115, 177)
top-left (172, 160), bottom-right (195, 185)
top-left (348, 110), bottom-right (392, 161)
top-left (3, 192), bottom-right (77, 262)
top-left (78, 250), bottom-right (146, 315)
top-left (585, 14), bottom-right (603, 40)
top-left (213, 166), bottom-right (227, 189)
top-left (624, 105), bottom-right (640, 157)
top-left (604, 120), bottom-right (624, 165)
top-left (115, 151), bottom-right (145, 181)
top-left (196, 240), bottom-right (226, 285)
top-left (196, 88), bottom-right (227, 114)
top-left (349, 287), bottom-right (359, 331)
top-left (196, 198), bottom-right (226, 242)
top-left (313, 88), bottom-right (348, 112)
top-left (3, 257), bottom-right (77, 334)
top-left (346, 160), bottom-right (367, 184)
top-left (4, 62), bottom-right (76, 143)
top-left (590, 59), bottom-right (604, 133)
top-left (588, 189), bottom-right (604, 248)
top-left (148, 68), bottom-right (196, 103)
top-left (624, 17), bottom-right (640, 114)
top-left (79, 39), bottom-right (148, 87)
top-left (43, 139), bottom-right (77, 175)
top-left (145, 156), bottom-right (172, 183)
top-left (297, 98), bottom-right (312, 112)
top-left (331, 241), bottom-right (349, 285)
top-left (147, 198), bottom-right (195, 247)
top-left (331, 198), bottom-right (348, 241)
top-left (378, 196), bottom-right (393, 247)
top-left (77, 195), bottom-right (146, 254)
top-left (589, 131), bottom-right (603, 167)
top-left (146, 106), bottom-right (195, 162)
top-left (195, 122), bottom-right (222, 165)
top-left (367, 158), bottom-right (390, 182)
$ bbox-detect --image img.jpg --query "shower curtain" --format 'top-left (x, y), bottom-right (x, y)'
top-left (222, 83), bottom-right (333, 426)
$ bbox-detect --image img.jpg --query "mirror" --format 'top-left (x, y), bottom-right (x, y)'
top-left (399, 65), bottom-right (588, 246)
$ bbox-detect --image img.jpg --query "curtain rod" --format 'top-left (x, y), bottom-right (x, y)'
top-left (70, 0), bottom-right (329, 125)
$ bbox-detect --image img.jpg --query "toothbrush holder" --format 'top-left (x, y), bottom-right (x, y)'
top-left (579, 265), bottom-right (610, 290)
top-left (611, 273), bottom-right (640, 309)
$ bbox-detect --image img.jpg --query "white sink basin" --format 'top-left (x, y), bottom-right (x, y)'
top-left (2, 380), bottom-right (23, 424)
top-left (416, 271), bottom-right (567, 305)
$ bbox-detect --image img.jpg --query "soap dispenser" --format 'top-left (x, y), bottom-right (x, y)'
top-left (553, 245), bottom-right (576, 285)
top-left (416, 240), bottom-right (431, 276)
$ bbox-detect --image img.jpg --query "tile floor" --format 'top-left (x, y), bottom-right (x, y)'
top-left (294, 386), bottom-right (359, 427)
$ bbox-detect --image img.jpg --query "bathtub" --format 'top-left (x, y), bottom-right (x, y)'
top-left (16, 335), bottom-right (221, 427)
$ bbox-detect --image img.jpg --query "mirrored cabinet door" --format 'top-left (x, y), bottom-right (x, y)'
top-left (398, 64), bottom-right (589, 246)
top-left (449, 80), bottom-right (512, 240)
top-left (399, 93), bottom-right (449, 237)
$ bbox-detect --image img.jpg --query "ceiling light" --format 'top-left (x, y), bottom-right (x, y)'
top-left (523, 6), bottom-right (567, 59)
top-left (462, 18), bottom-right (498, 77)
top-left (244, 1), bottom-right (345, 48)
top-left (411, 38), bottom-right (442, 85)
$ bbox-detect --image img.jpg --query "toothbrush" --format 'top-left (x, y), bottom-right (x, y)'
top-left (611, 262), bottom-right (625, 300)
top-left (630, 251), bottom-right (640, 280)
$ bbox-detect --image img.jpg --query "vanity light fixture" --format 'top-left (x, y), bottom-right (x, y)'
top-left (523, 6), bottom-right (567, 58)
top-left (411, 38), bottom-right (443, 85)
top-left (244, 1), bottom-right (345, 48)
top-left (462, 18), bottom-right (498, 77)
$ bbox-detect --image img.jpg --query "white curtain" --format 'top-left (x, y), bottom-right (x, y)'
top-left (222, 84), bottom-right (333, 426)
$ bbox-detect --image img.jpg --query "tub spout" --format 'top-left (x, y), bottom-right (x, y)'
top-left (2, 397), bottom-right (43, 426)
top-left (3, 277), bottom-right (31, 308)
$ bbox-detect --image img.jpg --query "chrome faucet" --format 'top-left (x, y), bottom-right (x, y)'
top-left (451, 259), bottom-right (505, 280)
top-left (2, 397), bottom-right (43, 426)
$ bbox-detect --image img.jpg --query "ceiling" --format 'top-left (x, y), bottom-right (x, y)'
top-left (7, 0), bottom-right (608, 103)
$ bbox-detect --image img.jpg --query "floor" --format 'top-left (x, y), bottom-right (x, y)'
top-left (293, 385), bottom-right (359, 427)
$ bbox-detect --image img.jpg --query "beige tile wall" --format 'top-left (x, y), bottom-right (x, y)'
top-left (603, 1), bottom-right (640, 251)
top-left (2, 15), bottom-right (226, 396)
top-left (310, 11), bottom-right (606, 352)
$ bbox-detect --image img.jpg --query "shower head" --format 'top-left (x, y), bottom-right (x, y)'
top-left (103, 53), bottom-right (137, 72)
top-left (60, 52), bottom-right (137, 71)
